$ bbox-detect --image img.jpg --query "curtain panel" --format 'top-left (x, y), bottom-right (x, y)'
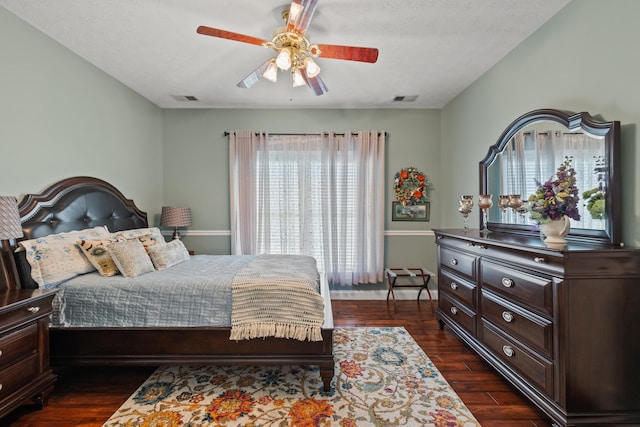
top-left (229, 130), bottom-right (385, 285)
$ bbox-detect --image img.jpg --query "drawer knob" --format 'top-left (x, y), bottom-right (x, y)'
top-left (450, 282), bottom-right (458, 290)
top-left (534, 257), bottom-right (545, 263)
top-left (27, 306), bottom-right (40, 313)
top-left (502, 345), bottom-right (515, 357)
top-left (502, 311), bottom-right (514, 322)
top-left (501, 277), bottom-right (514, 288)
top-left (450, 307), bottom-right (458, 315)
top-left (450, 258), bottom-right (459, 266)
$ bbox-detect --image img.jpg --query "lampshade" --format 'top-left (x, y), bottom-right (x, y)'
top-left (292, 68), bottom-right (306, 87)
top-left (0, 196), bottom-right (23, 240)
top-left (276, 47), bottom-right (292, 70)
top-left (263, 59), bottom-right (278, 83)
top-left (160, 206), bottom-right (192, 227)
top-left (303, 56), bottom-right (320, 78)
top-left (160, 206), bottom-right (192, 240)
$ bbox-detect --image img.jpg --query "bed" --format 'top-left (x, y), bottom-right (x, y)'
top-left (12, 176), bottom-right (334, 391)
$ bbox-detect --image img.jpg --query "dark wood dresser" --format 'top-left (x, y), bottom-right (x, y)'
top-left (0, 288), bottom-right (57, 420)
top-left (434, 229), bottom-right (640, 427)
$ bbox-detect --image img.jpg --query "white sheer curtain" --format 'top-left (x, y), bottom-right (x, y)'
top-left (499, 130), bottom-right (605, 229)
top-left (229, 130), bottom-right (385, 285)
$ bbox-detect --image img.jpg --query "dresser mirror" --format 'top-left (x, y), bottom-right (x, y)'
top-left (479, 109), bottom-right (621, 245)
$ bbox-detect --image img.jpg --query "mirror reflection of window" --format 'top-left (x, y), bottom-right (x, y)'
top-left (495, 129), bottom-right (606, 230)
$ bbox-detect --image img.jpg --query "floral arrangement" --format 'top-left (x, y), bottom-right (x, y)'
top-left (528, 156), bottom-right (581, 223)
top-left (394, 167), bottom-right (430, 205)
top-left (582, 187), bottom-right (605, 219)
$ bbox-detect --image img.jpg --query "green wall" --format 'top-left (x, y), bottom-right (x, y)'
top-left (441, 0), bottom-right (640, 247)
top-left (161, 108), bottom-right (442, 276)
top-left (0, 7), bottom-right (164, 214)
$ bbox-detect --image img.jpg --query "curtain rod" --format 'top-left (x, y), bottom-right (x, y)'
top-left (224, 131), bottom-right (386, 136)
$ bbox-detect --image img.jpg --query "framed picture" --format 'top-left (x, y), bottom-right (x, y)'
top-left (392, 202), bottom-right (430, 221)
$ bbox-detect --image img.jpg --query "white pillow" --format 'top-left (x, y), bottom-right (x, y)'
top-left (115, 227), bottom-right (165, 245)
top-left (148, 239), bottom-right (190, 270)
top-left (107, 239), bottom-right (155, 278)
top-left (18, 226), bottom-right (111, 287)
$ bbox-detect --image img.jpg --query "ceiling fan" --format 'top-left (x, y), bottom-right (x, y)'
top-left (196, 0), bottom-right (379, 96)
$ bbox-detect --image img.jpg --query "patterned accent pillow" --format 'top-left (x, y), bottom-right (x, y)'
top-left (78, 237), bottom-right (122, 277)
top-left (136, 234), bottom-right (161, 255)
top-left (148, 239), bottom-right (190, 270)
top-left (18, 226), bottom-right (111, 287)
top-left (106, 239), bottom-right (155, 278)
top-left (115, 227), bottom-right (165, 245)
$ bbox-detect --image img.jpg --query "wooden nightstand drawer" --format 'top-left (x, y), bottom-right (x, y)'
top-left (0, 323), bottom-right (38, 371)
top-left (0, 355), bottom-right (39, 401)
top-left (0, 298), bottom-right (53, 332)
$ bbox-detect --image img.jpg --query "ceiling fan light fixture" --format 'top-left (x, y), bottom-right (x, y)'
top-left (263, 59), bottom-right (279, 82)
top-left (292, 67), bottom-right (306, 87)
top-left (303, 56), bottom-right (320, 78)
top-left (276, 47), bottom-right (292, 70)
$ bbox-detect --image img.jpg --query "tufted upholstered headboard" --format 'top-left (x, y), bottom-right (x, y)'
top-left (14, 176), bottom-right (149, 288)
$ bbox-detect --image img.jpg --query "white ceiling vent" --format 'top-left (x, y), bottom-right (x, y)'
top-left (170, 95), bottom-right (199, 102)
top-left (393, 95), bottom-right (418, 102)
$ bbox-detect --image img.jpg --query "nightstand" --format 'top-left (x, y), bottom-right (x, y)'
top-left (0, 288), bottom-right (58, 420)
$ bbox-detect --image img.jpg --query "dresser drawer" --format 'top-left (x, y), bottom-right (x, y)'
top-left (0, 323), bottom-right (38, 371)
top-left (482, 291), bottom-right (552, 358)
top-left (481, 321), bottom-right (553, 397)
top-left (439, 270), bottom-right (476, 308)
top-left (0, 298), bottom-right (53, 332)
top-left (481, 260), bottom-right (554, 316)
top-left (440, 247), bottom-right (477, 280)
top-left (0, 355), bottom-right (39, 401)
top-left (439, 293), bottom-right (477, 337)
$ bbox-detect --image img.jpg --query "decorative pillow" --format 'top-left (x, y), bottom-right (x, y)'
top-left (115, 227), bottom-right (165, 245)
top-left (18, 226), bottom-right (111, 287)
top-left (107, 239), bottom-right (155, 278)
top-left (78, 237), bottom-right (122, 277)
top-left (148, 239), bottom-right (190, 270)
top-left (136, 233), bottom-right (161, 255)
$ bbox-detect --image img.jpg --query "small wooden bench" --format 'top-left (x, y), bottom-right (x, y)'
top-left (385, 268), bottom-right (434, 306)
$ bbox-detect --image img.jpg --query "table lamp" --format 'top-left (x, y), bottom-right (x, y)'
top-left (159, 206), bottom-right (192, 240)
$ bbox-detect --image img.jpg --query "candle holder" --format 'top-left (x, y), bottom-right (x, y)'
top-left (458, 195), bottom-right (474, 231)
top-left (498, 195), bottom-right (510, 222)
top-left (478, 194), bottom-right (493, 234)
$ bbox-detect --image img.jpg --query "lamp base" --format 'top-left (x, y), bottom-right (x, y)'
top-left (1, 240), bottom-right (20, 289)
top-left (172, 228), bottom-right (181, 240)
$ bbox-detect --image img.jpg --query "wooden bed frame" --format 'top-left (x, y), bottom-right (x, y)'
top-left (12, 176), bottom-right (335, 391)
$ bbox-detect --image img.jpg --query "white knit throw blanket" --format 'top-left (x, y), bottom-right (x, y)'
top-left (230, 255), bottom-right (325, 342)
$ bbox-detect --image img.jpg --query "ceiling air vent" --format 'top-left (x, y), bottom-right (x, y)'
top-left (170, 95), bottom-right (199, 102)
top-left (393, 95), bottom-right (418, 102)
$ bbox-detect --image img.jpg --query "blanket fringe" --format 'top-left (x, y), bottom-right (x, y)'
top-left (229, 322), bottom-right (323, 342)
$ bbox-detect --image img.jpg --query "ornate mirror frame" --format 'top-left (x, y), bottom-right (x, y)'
top-left (479, 109), bottom-right (621, 246)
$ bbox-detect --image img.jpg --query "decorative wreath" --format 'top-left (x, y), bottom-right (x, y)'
top-left (394, 167), bottom-right (430, 205)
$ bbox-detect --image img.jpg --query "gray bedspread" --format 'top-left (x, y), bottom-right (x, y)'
top-left (51, 255), bottom-right (257, 328)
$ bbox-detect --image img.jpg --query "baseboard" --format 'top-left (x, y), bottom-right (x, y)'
top-left (330, 288), bottom-right (439, 301)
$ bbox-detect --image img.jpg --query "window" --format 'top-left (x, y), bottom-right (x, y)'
top-left (230, 131), bottom-right (385, 285)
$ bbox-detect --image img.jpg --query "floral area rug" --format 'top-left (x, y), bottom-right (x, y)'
top-left (103, 327), bottom-right (480, 426)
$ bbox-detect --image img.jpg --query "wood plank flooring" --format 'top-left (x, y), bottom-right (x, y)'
top-left (1, 300), bottom-right (554, 426)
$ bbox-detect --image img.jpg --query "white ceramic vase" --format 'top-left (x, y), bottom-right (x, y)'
top-left (540, 215), bottom-right (570, 246)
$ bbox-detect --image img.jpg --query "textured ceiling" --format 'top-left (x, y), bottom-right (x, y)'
top-left (1, 0), bottom-right (571, 109)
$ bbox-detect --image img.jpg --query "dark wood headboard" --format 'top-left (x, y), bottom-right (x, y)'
top-left (14, 176), bottom-right (149, 288)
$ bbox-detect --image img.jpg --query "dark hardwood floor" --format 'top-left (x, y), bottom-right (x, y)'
top-left (1, 300), bottom-right (554, 426)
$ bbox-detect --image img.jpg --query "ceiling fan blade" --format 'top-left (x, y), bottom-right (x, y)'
top-left (315, 44), bottom-right (379, 63)
top-left (302, 69), bottom-right (328, 96)
top-left (287, 0), bottom-right (318, 34)
top-left (237, 60), bottom-right (272, 89)
top-left (197, 26), bottom-right (268, 47)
